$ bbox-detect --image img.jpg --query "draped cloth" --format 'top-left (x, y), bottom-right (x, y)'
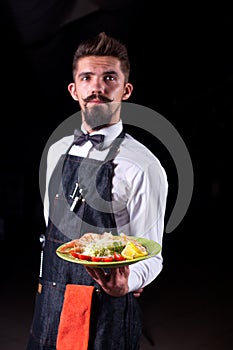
top-left (57, 284), bottom-right (95, 350)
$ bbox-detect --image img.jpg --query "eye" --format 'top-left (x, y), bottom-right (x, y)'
top-left (78, 73), bottom-right (91, 82)
top-left (81, 75), bottom-right (89, 81)
top-left (105, 75), bottom-right (116, 82)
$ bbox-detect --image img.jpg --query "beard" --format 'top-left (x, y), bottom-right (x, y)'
top-left (83, 102), bottom-right (121, 130)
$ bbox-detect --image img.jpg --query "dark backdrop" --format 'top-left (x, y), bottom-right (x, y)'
top-left (0, 0), bottom-right (232, 291)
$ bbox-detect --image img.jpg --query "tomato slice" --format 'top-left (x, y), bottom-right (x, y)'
top-left (91, 256), bottom-right (113, 262)
top-left (91, 256), bottom-right (103, 262)
top-left (102, 256), bottom-right (113, 262)
top-left (78, 254), bottom-right (92, 261)
top-left (91, 256), bottom-right (114, 262)
top-left (71, 253), bottom-right (115, 263)
top-left (113, 252), bottom-right (126, 261)
top-left (71, 252), bottom-right (92, 261)
top-left (70, 251), bottom-right (80, 258)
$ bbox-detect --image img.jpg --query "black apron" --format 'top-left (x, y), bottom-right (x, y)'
top-left (27, 131), bottom-right (142, 350)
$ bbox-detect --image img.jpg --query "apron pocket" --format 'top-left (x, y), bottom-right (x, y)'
top-left (29, 280), bottom-right (66, 347)
top-left (48, 194), bottom-right (84, 241)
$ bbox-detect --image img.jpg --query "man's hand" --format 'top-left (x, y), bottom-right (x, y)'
top-left (85, 266), bottom-right (129, 297)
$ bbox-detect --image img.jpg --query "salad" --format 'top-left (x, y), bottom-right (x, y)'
top-left (57, 232), bottom-right (148, 262)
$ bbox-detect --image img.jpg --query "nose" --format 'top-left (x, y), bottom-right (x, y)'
top-left (91, 77), bottom-right (104, 95)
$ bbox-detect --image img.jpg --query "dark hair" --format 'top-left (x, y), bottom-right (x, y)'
top-left (72, 32), bottom-right (130, 82)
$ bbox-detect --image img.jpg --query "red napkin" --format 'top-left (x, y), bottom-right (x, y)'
top-left (56, 284), bottom-right (95, 350)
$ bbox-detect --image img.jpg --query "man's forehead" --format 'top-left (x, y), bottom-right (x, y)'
top-left (76, 56), bottom-right (121, 71)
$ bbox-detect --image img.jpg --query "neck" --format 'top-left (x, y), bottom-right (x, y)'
top-left (82, 119), bottom-right (120, 133)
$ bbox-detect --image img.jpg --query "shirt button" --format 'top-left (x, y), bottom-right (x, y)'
top-left (52, 282), bottom-right (57, 287)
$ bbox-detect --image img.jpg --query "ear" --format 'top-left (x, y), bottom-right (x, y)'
top-left (68, 83), bottom-right (78, 101)
top-left (122, 83), bottom-right (133, 101)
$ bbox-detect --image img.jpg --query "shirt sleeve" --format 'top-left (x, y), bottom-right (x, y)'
top-left (113, 159), bottom-right (168, 292)
top-left (43, 144), bottom-right (55, 227)
top-left (43, 136), bottom-right (74, 226)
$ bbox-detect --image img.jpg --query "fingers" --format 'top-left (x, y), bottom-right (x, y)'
top-left (85, 266), bottom-right (129, 285)
top-left (119, 265), bottom-right (130, 275)
top-left (85, 267), bottom-right (106, 282)
top-left (111, 265), bottom-right (130, 279)
top-left (133, 288), bottom-right (144, 298)
top-left (85, 266), bottom-right (130, 297)
top-left (85, 266), bottom-right (109, 292)
top-left (85, 265), bottom-right (143, 298)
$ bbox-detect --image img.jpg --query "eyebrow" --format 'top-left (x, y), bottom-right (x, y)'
top-left (78, 70), bottom-right (119, 78)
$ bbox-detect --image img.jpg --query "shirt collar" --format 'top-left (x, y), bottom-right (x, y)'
top-left (81, 120), bottom-right (123, 149)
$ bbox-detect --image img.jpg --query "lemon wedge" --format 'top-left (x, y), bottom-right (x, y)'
top-left (121, 242), bottom-right (148, 260)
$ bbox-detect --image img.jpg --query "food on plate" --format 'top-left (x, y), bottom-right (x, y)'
top-left (121, 242), bottom-right (148, 259)
top-left (57, 232), bottom-right (148, 262)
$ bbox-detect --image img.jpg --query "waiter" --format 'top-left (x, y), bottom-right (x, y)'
top-left (27, 32), bottom-right (168, 350)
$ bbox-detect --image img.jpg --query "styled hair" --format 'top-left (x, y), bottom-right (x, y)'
top-left (72, 32), bottom-right (130, 82)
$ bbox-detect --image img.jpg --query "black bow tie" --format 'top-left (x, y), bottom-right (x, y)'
top-left (74, 132), bottom-right (105, 150)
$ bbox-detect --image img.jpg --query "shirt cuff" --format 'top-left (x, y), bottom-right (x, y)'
top-left (127, 255), bottom-right (163, 292)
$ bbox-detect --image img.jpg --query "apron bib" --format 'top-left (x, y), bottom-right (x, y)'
top-left (27, 131), bottom-right (142, 350)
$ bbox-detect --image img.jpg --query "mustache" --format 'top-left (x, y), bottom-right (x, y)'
top-left (82, 94), bottom-right (114, 103)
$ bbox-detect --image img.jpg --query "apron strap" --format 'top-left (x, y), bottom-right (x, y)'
top-left (104, 130), bottom-right (125, 162)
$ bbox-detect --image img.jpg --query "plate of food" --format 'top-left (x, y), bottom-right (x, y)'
top-left (56, 232), bottom-right (161, 268)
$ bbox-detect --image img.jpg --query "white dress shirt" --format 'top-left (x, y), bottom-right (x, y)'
top-left (44, 120), bottom-right (168, 292)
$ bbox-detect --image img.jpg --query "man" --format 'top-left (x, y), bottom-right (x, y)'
top-left (27, 32), bottom-right (168, 350)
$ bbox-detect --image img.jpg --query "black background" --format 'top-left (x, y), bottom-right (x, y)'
top-left (0, 1), bottom-right (232, 348)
